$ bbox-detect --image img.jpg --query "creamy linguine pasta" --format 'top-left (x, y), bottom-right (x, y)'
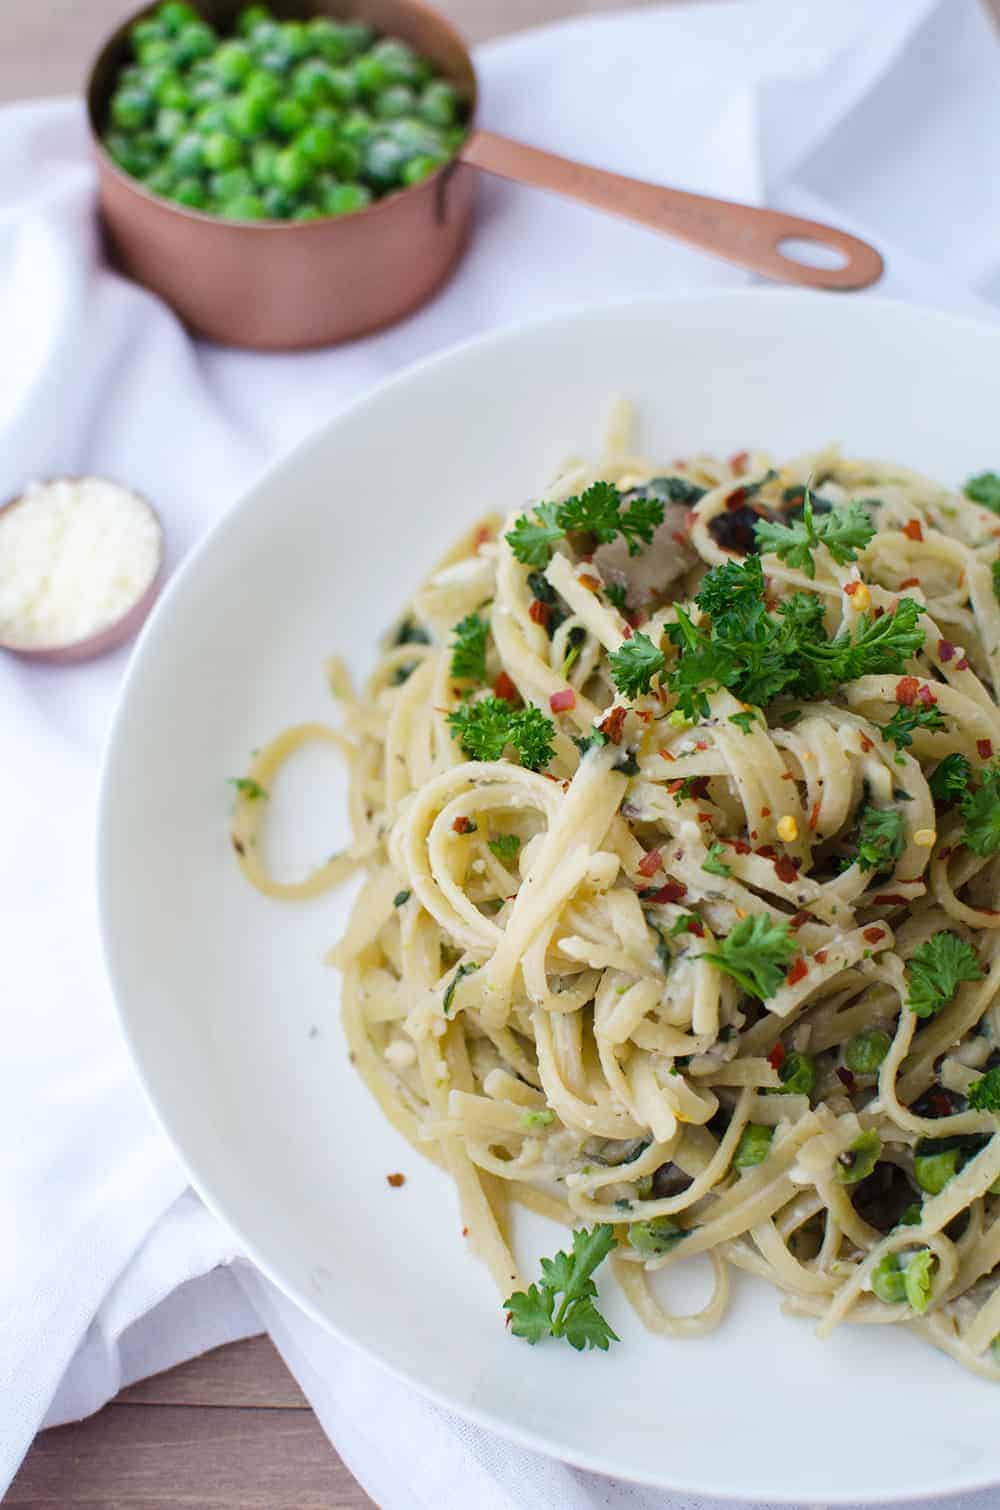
top-left (232, 409), bottom-right (1000, 1375)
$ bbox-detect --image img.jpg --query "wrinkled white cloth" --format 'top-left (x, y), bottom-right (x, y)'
top-left (2, 0), bottom-right (999, 1504)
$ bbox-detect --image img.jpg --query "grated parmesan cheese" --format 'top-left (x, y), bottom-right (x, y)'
top-left (0, 477), bottom-right (161, 650)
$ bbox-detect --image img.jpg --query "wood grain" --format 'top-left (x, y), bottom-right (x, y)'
top-left (117, 1336), bottom-right (308, 1409)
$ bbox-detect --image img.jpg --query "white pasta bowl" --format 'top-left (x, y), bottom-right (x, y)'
top-left (99, 291), bottom-right (1000, 1503)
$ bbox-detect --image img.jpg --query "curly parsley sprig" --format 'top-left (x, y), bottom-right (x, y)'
top-left (447, 696), bottom-right (555, 771)
top-left (906, 932), bottom-right (982, 1018)
top-left (754, 491), bottom-right (876, 579)
top-left (698, 914), bottom-right (796, 1000)
top-left (506, 481), bottom-right (664, 567)
top-left (449, 612), bottom-right (489, 683)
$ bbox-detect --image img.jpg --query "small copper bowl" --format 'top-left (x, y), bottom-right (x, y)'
top-left (86, 0), bottom-right (478, 350)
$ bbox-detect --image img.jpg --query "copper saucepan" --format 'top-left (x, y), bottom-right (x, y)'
top-left (86, 0), bottom-right (884, 350)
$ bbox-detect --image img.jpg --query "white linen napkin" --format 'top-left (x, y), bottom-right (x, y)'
top-left (2, 0), bottom-right (998, 1504)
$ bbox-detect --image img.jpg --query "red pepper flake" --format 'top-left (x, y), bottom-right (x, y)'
top-left (628, 609), bottom-right (646, 629)
top-left (774, 856), bottom-right (799, 884)
top-left (726, 486), bottom-right (750, 510)
top-left (815, 949), bottom-right (828, 964)
top-left (686, 917), bottom-right (706, 937)
top-left (898, 576), bottom-right (921, 589)
top-left (895, 676), bottom-right (920, 706)
top-left (749, 830), bottom-right (758, 840)
top-left (938, 639), bottom-right (956, 662)
top-left (671, 531), bottom-right (687, 548)
top-left (452, 815), bottom-right (474, 834)
top-left (843, 581), bottom-right (862, 597)
top-left (767, 1042), bottom-right (786, 1071)
top-left (790, 910), bottom-right (812, 930)
top-left (658, 748), bottom-right (676, 761)
top-left (863, 927), bottom-right (885, 944)
top-left (780, 771), bottom-right (794, 781)
top-left (697, 811), bottom-right (713, 823)
top-left (462, 1226), bottom-right (469, 1237)
top-left (859, 733), bottom-right (874, 752)
top-left (917, 684), bottom-right (937, 707)
top-left (598, 705), bottom-right (627, 744)
top-left (621, 623), bottom-right (633, 640)
top-left (549, 688), bottom-right (576, 713)
top-left (756, 844), bottom-right (778, 860)
top-left (929, 1090), bottom-right (953, 1118)
top-left (873, 894), bottom-right (908, 906)
top-left (635, 709), bottom-right (653, 723)
top-left (837, 1066), bottom-right (857, 1093)
top-left (786, 956), bottom-right (808, 986)
top-left (955, 657), bottom-right (969, 671)
top-left (809, 800), bottom-right (821, 831)
top-left (977, 739), bottom-right (993, 759)
top-left (902, 519), bottom-right (924, 542)
top-left (646, 880), bottom-right (687, 905)
top-left (578, 573), bottom-right (602, 593)
top-left (494, 671), bottom-right (519, 704)
top-left (473, 524), bottom-right (493, 547)
top-left (760, 806), bottom-right (772, 818)
top-left (695, 740), bottom-right (710, 752)
top-left (637, 848), bottom-right (663, 878)
top-left (729, 449), bottom-right (749, 475)
top-left (386, 1173), bottom-right (406, 1188)
top-left (730, 839), bottom-right (752, 855)
top-left (529, 599), bottom-right (550, 628)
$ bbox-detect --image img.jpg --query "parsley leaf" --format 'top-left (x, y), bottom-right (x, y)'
top-left (505, 501), bottom-right (564, 566)
top-left (512, 705), bottom-right (557, 771)
top-left (488, 834), bottom-right (521, 864)
top-left (800, 597), bottom-right (925, 686)
top-left (604, 582), bottom-right (628, 614)
top-left (505, 1225), bottom-right (619, 1351)
top-left (609, 632), bottom-right (666, 699)
top-left (394, 617), bottom-right (430, 646)
top-left (443, 960), bottom-right (479, 1015)
top-left (967, 1067), bottom-right (1000, 1111)
top-left (906, 932), bottom-right (982, 1018)
top-left (229, 777), bottom-right (267, 801)
top-left (960, 764), bottom-right (1000, 856)
top-left (698, 914), bottom-right (795, 1000)
top-left (449, 612), bottom-right (489, 682)
top-left (447, 697), bottom-right (514, 762)
top-left (702, 842), bottom-right (732, 878)
top-left (506, 482), bottom-right (665, 566)
top-left (856, 806), bottom-right (906, 872)
top-left (964, 472), bottom-right (1000, 514)
top-left (882, 702), bottom-right (945, 750)
top-left (929, 752), bottom-right (972, 803)
top-left (728, 710), bottom-right (759, 734)
top-left (755, 492), bottom-right (875, 579)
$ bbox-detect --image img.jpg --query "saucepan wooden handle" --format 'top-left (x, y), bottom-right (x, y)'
top-left (460, 129), bottom-right (883, 291)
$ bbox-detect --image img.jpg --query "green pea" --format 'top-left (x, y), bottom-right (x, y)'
top-left (156, 2), bottom-right (198, 36)
top-left (172, 175), bottom-right (207, 208)
top-left (243, 69), bottom-right (281, 104)
top-left (352, 54), bottom-right (390, 95)
top-left (628, 1216), bottom-right (687, 1258)
top-left (733, 1123), bottom-right (774, 1169)
top-left (256, 44), bottom-right (294, 76)
top-left (119, 63), bottom-right (145, 87)
top-left (145, 163), bottom-right (177, 197)
top-left (135, 37), bottom-right (175, 68)
top-left (375, 84), bottom-right (417, 121)
top-left (401, 153), bottom-right (443, 185)
top-left (110, 86), bottom-right (155, 130)
top-left (157, 77), bottom-right (193, 112)
top-left (339, 108), bottom-right (374, 144)
top-left (213, 41), bottom-right (253, 87)
top-left (226, 90), bottom-right (271, 139)
top-left (320, 181), bottom-right (372, 215)
top-left (418, 80), bottom-right (459, 127)
top-left (211, 166), bottom-right (254, 200)
top-left (835, 1129), bottom-right (881, 1185)
top-left (306, 17), bottom-right (354, 64)
top-left (154, 106), bottom-right (187, 145)
top-left (170, 132), bottom-right (205, 175)
top-left (311, 106), bottom-right (342, 134)
top-left (105, 132), bottom-right (157, 178)
top-left (280, 21), bottom-right (311, 60)
top-left (844, 1029), bottom-right (891, 1075)
top-left (269, 98), bottom-right (309, 137)
top-left (292, 58), bottom-right (336, 106)
top-left (236, 6), bottom-right (271, 37)
top-left (203, 130), bottom-right (242, 171)
top-left (326, 67), bottom-right (359, 106)
top-left (871, 1252), bottom-right (906, 1304)
top-left (191, 77), bottom-right (227, 107)
top-left (903, 1248), bottom-right (935, 1313)
top-left (130, 17), bottom-right (168, 50)
top-left (775, 1050), bottom-right (817, 1097)
top-left (914, 1148), bottom-right (960, 1194)
top-left (385, 116), bottom-right (447, 155)
top-left (362, 135), bottom-right (407, 190)
top-left (291, 204), bottom-right (323, 221)
top-left (294, 123), bottom-right (339, 168)
top-left (247, 18), bottom-right (282, 51)
top-left (327, 139), bottom-right (362, 180)
top-left (273, 144), bottom-right (313, 193)
top-left (368, 38), bottom-right (430, 87)
top-left (250, 140), bottom-right (279, 186)
top-left (261, 184), bottom-right (296, 218)
top-left (220, 193), bottom-right (266, 219)
top-left (174, 21), bottom-right (216, 66)
top-left (195, 100), bottom-right (229, 132)
top-left (340, 22), bottom-right (374, 57)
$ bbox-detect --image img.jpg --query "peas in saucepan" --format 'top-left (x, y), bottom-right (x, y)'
top-left (101, 1), bottom-right (468, 219)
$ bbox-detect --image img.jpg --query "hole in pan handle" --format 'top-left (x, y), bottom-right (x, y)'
top-left (459, 130), bottom-right (884, 292)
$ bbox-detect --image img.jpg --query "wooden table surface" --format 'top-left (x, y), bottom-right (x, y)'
top-left (7, 1), bottom-right (997, 1505)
